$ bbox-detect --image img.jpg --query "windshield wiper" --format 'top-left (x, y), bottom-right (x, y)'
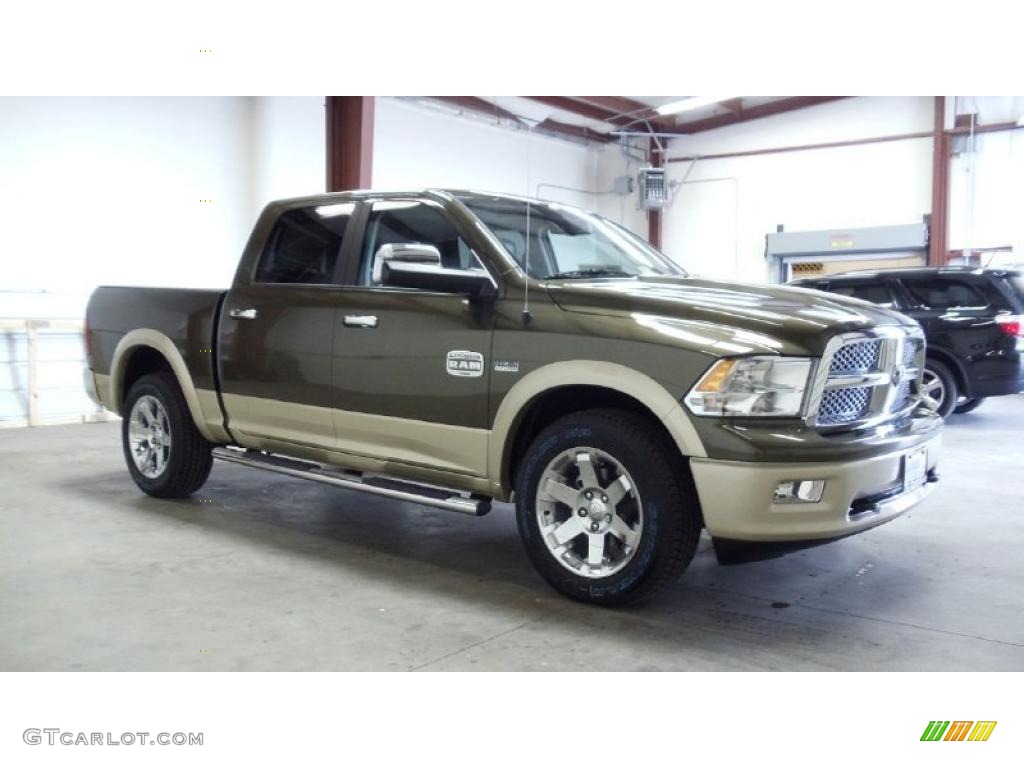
top-left (545, 268), bottom-right (634, 280)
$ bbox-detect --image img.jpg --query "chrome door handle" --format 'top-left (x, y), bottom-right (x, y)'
top-left (229, 308), bottom-right (258, 320)
top-left (343, 314), bottom-right (378, 328)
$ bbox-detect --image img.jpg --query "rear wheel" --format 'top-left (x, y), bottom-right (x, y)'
top-left (122, 372), bottom-right (213, 497)
top-left (921, 360), bottom-right (958, 418)
top-left (514, 409), bottom-right (701, 606)
top-left (953, 396), bottom-right (986, 415)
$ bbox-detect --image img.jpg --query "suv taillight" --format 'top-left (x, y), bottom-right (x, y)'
top-left (996, 315), bottom-right (1023, 337)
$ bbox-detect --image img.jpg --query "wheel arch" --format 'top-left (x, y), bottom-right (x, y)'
top-left (110, 329), bottom-right (221, 443)
top-left (489, 361), bottom-right (706, 499)
top-left (924, 346), bottom-right (970, 397)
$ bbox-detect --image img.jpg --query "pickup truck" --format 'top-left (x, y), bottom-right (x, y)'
top-left (84, 190), bottom-right (943, 605)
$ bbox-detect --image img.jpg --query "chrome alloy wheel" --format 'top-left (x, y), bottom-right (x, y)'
top-left (535, 447), bottom-right (643, 579)
top-left (921, 368), bottom-right (946, 412)
top-left (128, 394), bottom-right (172, 478)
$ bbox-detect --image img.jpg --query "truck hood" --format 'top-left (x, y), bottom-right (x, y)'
top-left (544, 275), bottom-right (915, 356)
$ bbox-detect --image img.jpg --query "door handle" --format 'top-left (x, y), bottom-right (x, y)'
top-left (343, 314), bottom-right (378, 328)
top-left (229, 308), bottom-right (258, 320)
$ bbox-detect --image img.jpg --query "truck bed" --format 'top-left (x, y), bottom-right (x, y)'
top-left (86, 286), bottom-right (226, 403)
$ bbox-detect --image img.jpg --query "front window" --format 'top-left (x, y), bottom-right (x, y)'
top-left (459, 194), bottom-right (684, 280)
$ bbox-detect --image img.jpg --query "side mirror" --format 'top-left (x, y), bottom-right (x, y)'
top-left (381, 260), bottom-right (498, 298)
top-left (372, 243), bottom-right (441, 284)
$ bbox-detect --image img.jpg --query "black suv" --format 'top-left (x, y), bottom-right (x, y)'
top-left (790, 267), bottom-right (1024, 416)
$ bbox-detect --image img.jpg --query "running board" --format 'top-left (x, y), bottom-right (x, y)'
top-left (212, 447), bottom-right (491, 516)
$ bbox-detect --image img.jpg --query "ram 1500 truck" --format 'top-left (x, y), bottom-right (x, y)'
top-left (84, 190), bottom-right (943, 604)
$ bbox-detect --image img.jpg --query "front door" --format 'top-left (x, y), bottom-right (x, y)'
top-left (219, 201), bottom-right (356, 448)
top-left (330, 198), bottom-right (495, 477)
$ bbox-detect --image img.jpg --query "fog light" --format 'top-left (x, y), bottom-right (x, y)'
top-left (773, 480), bottom-right (826, 504)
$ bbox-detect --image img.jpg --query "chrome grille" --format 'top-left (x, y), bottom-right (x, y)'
top-left (818, 387), bottom-right (872, 425)
top-left (829, 339), bottom-right (882, 375)
top-left (812, 328), bottom-right (924, 428)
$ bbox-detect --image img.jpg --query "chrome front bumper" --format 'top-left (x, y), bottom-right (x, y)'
top-left (690, 434), bottom-right (941, 543)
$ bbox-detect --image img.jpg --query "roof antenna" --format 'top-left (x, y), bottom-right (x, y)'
top-left (521, 117), bottom-right (538, 325)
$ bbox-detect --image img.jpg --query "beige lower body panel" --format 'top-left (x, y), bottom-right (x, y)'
top-left (691, 435), bottom-right (942, 541)
top-left (88, 371), bottom-right (108, 409)
top-left (222, 393), bottom-right (488, 479)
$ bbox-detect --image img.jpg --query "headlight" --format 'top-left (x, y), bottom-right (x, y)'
top-left (684, 356), bottom-right (813, 417)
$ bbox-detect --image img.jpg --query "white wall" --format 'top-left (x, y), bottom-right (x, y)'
top-left (654, 97), bottom-right (936, 282)
top-left (248, 96), bottom-right (324, 210)
top-left (0, 97), bottom-right (256, 311)
top-left (947, 96), bottom-right (1024, 258)
top-left (373, 99), bottom-right (601, 209)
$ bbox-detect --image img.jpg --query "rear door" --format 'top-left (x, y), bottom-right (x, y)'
top-left (328, 197), bottom-right (496, 477)
top-left (219, 201), bottom-right (357, 448)
top-left (898, 275), bottom-right (995, 360)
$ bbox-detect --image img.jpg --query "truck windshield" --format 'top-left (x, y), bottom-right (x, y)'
top-left (459, 194), bottom-right (684, 280)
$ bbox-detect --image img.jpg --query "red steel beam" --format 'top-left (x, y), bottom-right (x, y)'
top-left (326, 96), bottom-right (374, 191)
top-left (929, 96), bottom-right (950, 266)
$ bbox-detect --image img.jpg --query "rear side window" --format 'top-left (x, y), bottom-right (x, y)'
top-left (829, 282), bottom-right (895, 307)
top-left (254, 203), bottom-right (354, 284)
top-left (1002, 275), bottom-right (1024, 308)
top-left (902, 278), bottom-right (987, 310)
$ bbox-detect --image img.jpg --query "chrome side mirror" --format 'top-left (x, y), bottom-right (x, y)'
top-left (372, 243), bottom-right (442, 284)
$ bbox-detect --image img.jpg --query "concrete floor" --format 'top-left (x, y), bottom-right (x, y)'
top-left (2, 397), bottom-right (1022, 671)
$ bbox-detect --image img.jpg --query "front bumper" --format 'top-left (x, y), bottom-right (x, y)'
top-left (690, 432), bottom-right (941, 553)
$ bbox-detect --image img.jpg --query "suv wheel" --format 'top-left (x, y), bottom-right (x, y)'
top-left (514, 409), bottom-right (701, 606)
top-left (921, 360), bottom-right (958, 418)
top-left (953, 396), bottom-right (986, 415)
top-left (122, 371), bottom-right (213, 497)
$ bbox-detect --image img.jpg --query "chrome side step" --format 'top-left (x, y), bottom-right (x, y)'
top-left (211, 447), bottom-right (491, 516)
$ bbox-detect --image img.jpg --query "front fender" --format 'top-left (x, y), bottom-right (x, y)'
top-left (488, 360), bottom-right (706, 498)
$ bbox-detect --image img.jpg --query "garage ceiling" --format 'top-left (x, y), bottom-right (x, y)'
top-left (421, 96), bottom-right (847, 144)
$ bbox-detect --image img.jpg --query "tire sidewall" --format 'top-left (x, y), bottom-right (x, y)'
top-left (515, 413), bottom-right (685, 604)
top-left (121, 374), bottom-right (188, 495)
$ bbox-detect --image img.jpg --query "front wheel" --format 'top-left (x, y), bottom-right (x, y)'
top-left (514, 409), bottom-right (701, 606)
top-left (122, 371), bottom-right (213, 498)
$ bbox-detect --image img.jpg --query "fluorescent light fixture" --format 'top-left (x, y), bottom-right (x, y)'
top-left (656, 96), bottom-right (738, 116)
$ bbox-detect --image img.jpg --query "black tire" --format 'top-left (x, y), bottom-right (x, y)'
top-left (514, 409), bottom-right (701, 606)
top-left (121, 371), bottom-right (213, 498)
top-left (922, 359), bottom-right (958, 418)
top-left (953, 396), bottom-right (986, 415)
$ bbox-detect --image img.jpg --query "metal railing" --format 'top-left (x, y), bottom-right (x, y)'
top-left (0, 318), bottom-right (118, 429)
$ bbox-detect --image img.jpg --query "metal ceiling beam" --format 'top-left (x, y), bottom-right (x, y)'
top-left (672, 97), bottom-right (847, 134)
top-left (427, 97), bottom-right (615, 144)
top-left (524, 96), bottom-right (635, 126)
top-left (534, 118), bottom-right (616, 144)
top-left (426, 96), bottom-right (524, 124)
top-left (574, 96), bottom-right (682, 129)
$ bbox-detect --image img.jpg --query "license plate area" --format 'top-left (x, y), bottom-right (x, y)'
top-left (902, 447), bottom-right (928, 493)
